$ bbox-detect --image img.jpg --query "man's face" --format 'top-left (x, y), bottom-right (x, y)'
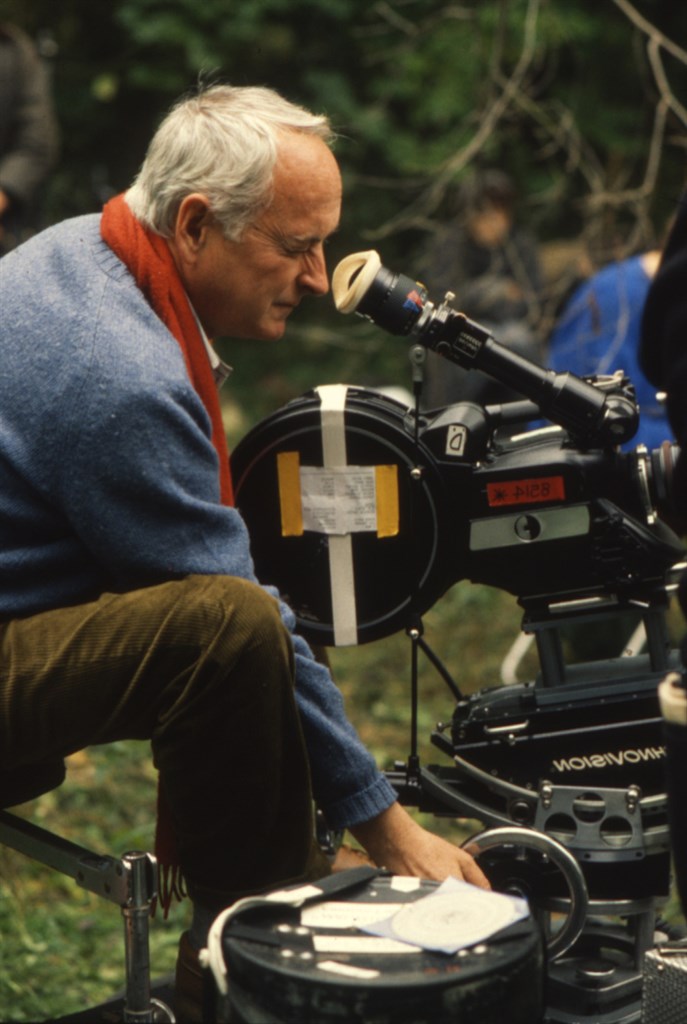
top-left (467, 204), bottom-right (511, 249)
top-left (179, 133), bottom-right (342, 340)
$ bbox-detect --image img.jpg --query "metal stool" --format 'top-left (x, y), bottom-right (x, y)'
top-left (0, 759), bottom-right (173, 1023)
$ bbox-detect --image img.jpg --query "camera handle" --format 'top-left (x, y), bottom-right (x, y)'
top-left (460, 825), bottom-right (588, 962)
top-left (431, 315), bottom-right (638, 448)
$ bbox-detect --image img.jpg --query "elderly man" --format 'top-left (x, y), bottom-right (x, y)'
top-left (0, 84), bottom-right (487, 1017)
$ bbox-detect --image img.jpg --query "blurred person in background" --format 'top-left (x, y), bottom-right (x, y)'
top-left (0, 21), bottom-right (58, 254)
top-left (421, 168), bottom-right (545, 408)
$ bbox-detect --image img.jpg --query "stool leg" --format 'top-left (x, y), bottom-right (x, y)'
top-left (121, 851), bottom-right (173, 1023)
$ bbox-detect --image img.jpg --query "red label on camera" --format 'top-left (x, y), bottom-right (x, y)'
top-left (486, 475), bottom-right (566, 507)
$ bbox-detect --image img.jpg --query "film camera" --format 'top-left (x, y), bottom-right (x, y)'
top-left (229, 251), bottom-right (686, 1022)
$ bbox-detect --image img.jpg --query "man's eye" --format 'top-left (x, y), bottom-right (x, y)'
top-left (285, 245), bottom-right (311, 257)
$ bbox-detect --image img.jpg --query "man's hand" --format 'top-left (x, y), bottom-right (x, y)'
top-left (349, 801), bottom-right (490, 890)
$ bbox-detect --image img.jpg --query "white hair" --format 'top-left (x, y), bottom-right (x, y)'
top-left (125, 84), bottom-right (334, 240)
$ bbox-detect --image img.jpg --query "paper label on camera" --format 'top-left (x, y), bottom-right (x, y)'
top-left (277, 454), bottom-right (399, 539)
top-left (300, 466), bottom-right (377, 534)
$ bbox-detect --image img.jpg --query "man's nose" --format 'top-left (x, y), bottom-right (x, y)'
top-left (299, 246), bottom-right (329, 296)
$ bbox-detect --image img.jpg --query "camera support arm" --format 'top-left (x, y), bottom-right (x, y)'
top-left (333, 251), bottom-right (639, 448)
top-left (431, 305), bottom-right (637, 447)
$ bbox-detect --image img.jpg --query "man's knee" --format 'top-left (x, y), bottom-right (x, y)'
top-left (140, 576), bottom-right (294, 732)
top-left (175, 574), bottom-right (289, 658)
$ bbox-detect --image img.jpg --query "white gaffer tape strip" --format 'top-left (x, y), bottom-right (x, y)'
top-left (316, 384), bottom-right (357, 646)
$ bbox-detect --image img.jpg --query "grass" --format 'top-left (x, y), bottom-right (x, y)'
top-left (0, 582), bottom-right (685, 1021)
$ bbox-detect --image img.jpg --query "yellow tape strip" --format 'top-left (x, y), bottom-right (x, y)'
top-left (277, 451), bottom-right (303, 536)
top-left (375, 464), bottom-right (399, 537)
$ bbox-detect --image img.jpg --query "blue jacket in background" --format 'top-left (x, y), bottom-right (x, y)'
top-left (548, 253), bottom-right (672, 452)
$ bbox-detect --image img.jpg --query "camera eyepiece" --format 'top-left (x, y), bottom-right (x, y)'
top-left (333, 251), bottom-right (429, 335)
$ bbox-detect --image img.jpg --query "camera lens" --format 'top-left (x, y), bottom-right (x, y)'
top-left (356, 266), bottom-right (428, 336)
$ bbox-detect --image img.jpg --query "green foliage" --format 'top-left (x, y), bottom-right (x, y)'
top-left (4, 0), bottom-right (684, 225)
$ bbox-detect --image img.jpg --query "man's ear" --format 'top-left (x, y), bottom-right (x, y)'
top-left (172, 194), bottom-right (214, 262)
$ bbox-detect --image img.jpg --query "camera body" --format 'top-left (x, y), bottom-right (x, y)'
top-left (407, 398), bottom-right (681, 604)
top-left (231, 382), bottom-right (683, 650)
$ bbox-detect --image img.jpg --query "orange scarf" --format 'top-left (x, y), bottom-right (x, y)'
top-left (101, 192), bottom-right (233, 505)
top-left (101, 193), bottom-right (234, 912)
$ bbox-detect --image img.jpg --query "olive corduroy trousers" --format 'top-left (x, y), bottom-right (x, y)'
top-left (0, 573), bottom-right (328, 909)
